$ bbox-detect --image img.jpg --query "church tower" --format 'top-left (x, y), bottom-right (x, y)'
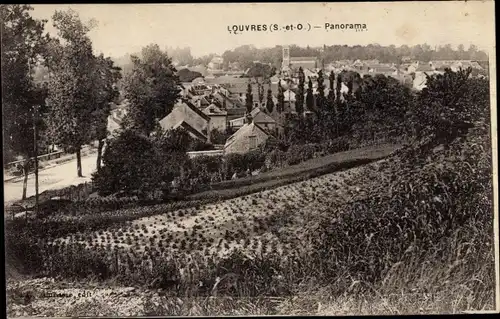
top-left (282, 45), bottom-right (290, 69)
top-left (282, 45), bottom-right (291, 76)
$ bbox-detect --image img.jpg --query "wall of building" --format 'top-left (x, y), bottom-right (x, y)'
top-left (209, 116), bottom-right (227, 131)
top-left (225, 125), bottom-right (269, 154)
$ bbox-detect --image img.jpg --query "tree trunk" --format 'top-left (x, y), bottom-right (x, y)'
top-left (21, 160), bottom-right (29, 200)
top-left (96, 139), bottom-right (104, 171)
top-left (76, 148), bottom-right (83, 177)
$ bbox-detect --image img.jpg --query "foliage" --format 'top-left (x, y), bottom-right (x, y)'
top-left (413, 68), bottom-right (489, 147)
top-left (220, 44), bottom-right (488, 70)
top-left (286, 144), bottom-right (318, 165)
top-left (243, 62), bottom-right (276, 78)
top-left (1, 5), bottom-right (49, 162)
top-left (122, 44), bottom-right (181, 135)
top-left (295, 68), bottom-right (305, 115)
top-left (92, 130), bottom-right (158, 197)
top-left (305, 77), bottom-right (314, 111)
top-left (45, 9), bottom-right (102, 176)
top-left (210, 129), bottom-right (232, 144)
top-left (277, 83), bottom-right (284, 113)
top-left (245, 83), bottom-right (253, 114)
top-left (265, 89), bottom-right (274, 114)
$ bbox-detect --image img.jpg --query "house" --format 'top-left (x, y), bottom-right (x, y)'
top-left (366, 64), bottom-right (398, 75)
top-left (226, 107), bottom-right (247, 122)
top-left (159, 101), bottom-right (211, 141)
top-left (191, 77), bottom-right (206, 85)
top-left (224, 121), bottom-right (271, 154)
top-left (283, 88), bottom-right (296, 103)
top-left (171, 120), bottom-right (209, 143)
top-left (106, 103), bottom-right (129, 136)
top-left (250, 108), bottom-right (277, 132)
top-left (303, 68), bottom-right (318, 79)
top-left (188, 65), bottom-right (208, 77)
top-left (229, 116), bottom-right (246, 130)
top-left (208, 56), bottom-right (224, 70)
top-left (212, 92), bottom-right (243, 110)
top-left (107, 116), bottom-right (122, 137)
top-left (202, 104), bottom-right (227, 131)
top-left (281, 45), bottom-right (318, 73)
top-left (270, 75), bottom-right (280, 84)
top-left (288, 57), bottom-right (319, 70)
top-left (415, 63), bottom-right (434, 73)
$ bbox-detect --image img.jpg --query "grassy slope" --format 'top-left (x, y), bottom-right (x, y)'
top-left (6, 138), bottom-right (495, 316)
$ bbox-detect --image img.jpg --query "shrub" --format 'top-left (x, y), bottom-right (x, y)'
top-left (93, 129), bottom-right (191, 199)
top-left (286, 144), bottom-right (317, 165)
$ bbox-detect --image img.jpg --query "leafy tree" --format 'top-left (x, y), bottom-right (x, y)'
top-left (123, 44), bottom-right (181, 136)
top-left (306, 77), bottom-right (314, 111)
top-left (258, 80), bottom-right (265, 105)
top-left (328, 71), bottom-right (335, 103)
top-left (266, 89), bottom-right (274, 113)
top-left (316, 70), bottom-right (326, 111)
top-left (295, 67), bottom-right (305, 116)
top-left (45, 9), bottom-right (97, 177)
top-left (336, 73), bottom-right (343, 105)
top-left (347, 80), bottom-right (353, 96)
top-left (277, 82), bottom-right (285, 113)
top-left (414, 67), bottom-right (488, 148)
top-left (93, 128), bottom-right (190, 199)
top-left (89, 55), bottom-right (122, 171)
top-left (245, 82), bottom-right (253, 114)
top-left (244, 62), bottom-right (274, 78)
top-left (1, 4), bottom-right (48, 198)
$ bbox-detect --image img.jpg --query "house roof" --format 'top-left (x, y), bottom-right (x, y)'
top-left (107, 116), bottom-right (121, 133)
top-left (203, 103), bottom-right (227, 116)
top-left (415, 64), bottom-right (434, 72)
top-left (283, 89), bottom-right (296, 102)
top-left (173, 120), bottom-right (208, 142)
top-left (252, 109), bottom-right (276, 124)
top-left (177, 101), bottom-right (211, 122)
top-left (224, 122), bottom-right (269, 150)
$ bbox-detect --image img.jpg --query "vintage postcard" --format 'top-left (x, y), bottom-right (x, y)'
top-left (2, 1), bottom-right (498, 317)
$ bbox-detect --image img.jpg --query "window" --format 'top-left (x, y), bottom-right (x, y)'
top-left (249, 136), bottom-right (257, 150)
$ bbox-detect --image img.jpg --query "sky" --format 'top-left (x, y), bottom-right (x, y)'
top-left (30, 2), bottom-right (495, 59)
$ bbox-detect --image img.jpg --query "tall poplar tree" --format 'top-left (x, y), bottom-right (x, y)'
top-left (295, 67), bottom-right (305, 116)
top-left (245, 82), bottom-right (253, 114)
top-left (277, 82), bottom-right (285, 113)
top-left (306, 77), bottom-right (314, 111)
top-left (266, 89), bottom-right (274, 114)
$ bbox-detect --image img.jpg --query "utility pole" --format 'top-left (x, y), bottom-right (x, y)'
top-left (33, 104), bottom-right (39, 216)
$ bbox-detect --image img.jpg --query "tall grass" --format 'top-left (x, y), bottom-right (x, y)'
top-left (6, 115), bottom-right (495, 315)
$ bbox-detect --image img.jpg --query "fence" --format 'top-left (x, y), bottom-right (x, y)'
top-left (5, 151), bottom-right (64, 170)
top-left (4, 145), bottom-right (95, 171)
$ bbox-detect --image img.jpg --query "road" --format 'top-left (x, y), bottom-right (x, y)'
top-left (3, 154), bottom-right (98, 204)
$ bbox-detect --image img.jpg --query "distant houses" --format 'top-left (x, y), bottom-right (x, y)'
top-left (153, 49), bottom-right (489, 156)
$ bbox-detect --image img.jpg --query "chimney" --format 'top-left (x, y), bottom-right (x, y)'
top-left (245, 113), bottom-right (253, 124)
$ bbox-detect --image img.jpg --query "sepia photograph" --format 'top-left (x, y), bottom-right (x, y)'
top-left (2, 1), bottom-right (498, 317)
